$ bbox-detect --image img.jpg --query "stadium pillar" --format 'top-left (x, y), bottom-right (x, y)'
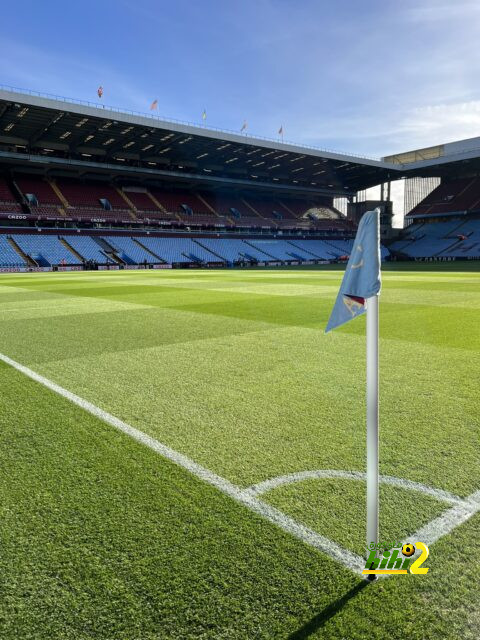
top-left (366, 294), bottom-right (379, 577)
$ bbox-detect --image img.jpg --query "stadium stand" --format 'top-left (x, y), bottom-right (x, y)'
top-left (242, 198), bottom-right (282, 220)
top-left (194, 238), bottom-right (276, 263)
top-left (200, 193), bottom-right (250, 218)
top-left (390, 219), bottom-right (466, 258)
top-left (54, 179), bottom-right (135, 222)
top-left (121, 189), bottom-right (160, 213)
top-left (61, 235), bottom-right (110, 264)
top-left (0, 170), bottom-right (350, 233)
top-left (0, 177), bottom-right (23, 213)
top-left (0, 235), bottom-right (27, 267)
top-left (150, 189), bottom-right (208, 215)
top-left (102, 236), bottom-right (160, 264)
top-left (246, 239), bottom-right (314, 261)
top-left (138, 236), bottom-right (221, 264)
top-left (286, 239), bottom-right (334, 259)
top-left (15, 175), bottom-right (64, 217)
top-left (409, 177), bottom-right (480, 216)
top-left (423, 218), bottom-right (480, 258)
top-left (276, 199), bottom-right (309, 218)
top-left (11, 234), bottom-right (82, 266)
top-left (0, 230), bottom-right (392, 268)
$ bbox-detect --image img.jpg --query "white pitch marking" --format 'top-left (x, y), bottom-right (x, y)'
top-left (249, 469), bottom-right (480, 571)
top-left (405, 490), bottom-right (480, 548)
top-left (0, 351), bottom-right (365, 576)
top-left (1, 350), bottom-right (477, 579)
top-left (248, 469), bottom-right (465, 505)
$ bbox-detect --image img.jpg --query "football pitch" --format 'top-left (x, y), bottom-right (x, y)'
top-left (0, 264), bottom-right (479, 639)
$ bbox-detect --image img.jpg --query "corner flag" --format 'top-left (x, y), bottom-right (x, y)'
top-left (325, 208), bottom-right (381, 333)
top-left (325, 208), bottom-right (381, 577)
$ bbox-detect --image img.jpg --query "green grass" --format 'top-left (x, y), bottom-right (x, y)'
top-left (0, 265), bottom-right (479, 638)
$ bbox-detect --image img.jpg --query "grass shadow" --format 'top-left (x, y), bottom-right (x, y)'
top-left (288, 579), bottom-right (370, 639)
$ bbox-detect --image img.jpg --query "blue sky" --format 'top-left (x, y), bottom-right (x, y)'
top-left (1, 0), bottom-right (480, 159)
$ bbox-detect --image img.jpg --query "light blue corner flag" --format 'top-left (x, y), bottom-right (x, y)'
top-left (325, 208), bottom-right (381, 333)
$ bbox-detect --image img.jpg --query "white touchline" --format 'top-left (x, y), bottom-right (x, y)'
top-left (0, 351), bottom-right (365, 576)
top-left (1, 349), bottom-right (478, 579)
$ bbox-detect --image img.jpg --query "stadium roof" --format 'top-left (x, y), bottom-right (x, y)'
top-left (2, 87), bottom-right (480, 198)
top-left (0, 87), bottom-right (400, 197)
top-left (383, 136), bottom-right (480, 178)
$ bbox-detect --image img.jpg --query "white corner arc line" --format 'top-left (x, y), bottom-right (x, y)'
top-left (0, 352), bottom-right (365, 576)
top-left (248, 469), bottom-right (480, 571)
top-left (248, 469), bottom-right (465, 505)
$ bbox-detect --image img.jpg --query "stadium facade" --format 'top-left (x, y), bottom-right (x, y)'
top-left (0, 87), bottom-right (479, 270)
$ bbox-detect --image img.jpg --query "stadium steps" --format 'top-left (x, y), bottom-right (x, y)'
top-left (181, 252), bottom-right (203, 264)
top-left (147, 193), bottom-right (183, 221)
top-left (94, 238), bottom-right (126, 265)
top-left (435, 238), bottom-right (468, 257)
top-left (321, 238), bottom-right (351, 257)
top-left (132, 238), bottom-right (166, 263)
top-left (9, 178), bottom-right (28, 208)
top-left (469, 193), bottom-right (480, 210)
top-left (242, 240), bottom-right (278, 260)
top-left (455, 176), bottom-right (477, 202)
top-left (241, 199), bottom-right (271, 223)
top-left (60, 237), bottom-right (84, 262)
top-left (389, 235), bottom-right (420, 252)
top-left (445, 220), bottom-right (470, 237)
top-left (48, 179), bottom-right (70, 208)
top-left (392, 222), bottom-right (425, 252)
top-left (7, 236), bottom-right (38, 267)
top-left (115, 189), bottom-right (138, 220)
top-left (195, 193), bottom-right (219, 216)
top-left (145, 192), bottom-right (166, 212)
top-left (277, 200), bottom-right (298, 218)
top-left (287, 240), bottom-right (326, 259)
top-left (192, 239), bottom-right (227, 263)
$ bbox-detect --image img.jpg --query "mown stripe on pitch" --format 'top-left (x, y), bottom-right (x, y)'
top-left (0, 350), bottom-right (365, 576)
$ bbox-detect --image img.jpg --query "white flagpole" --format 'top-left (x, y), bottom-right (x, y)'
top-left (366, 293), bottom-right (379, 576)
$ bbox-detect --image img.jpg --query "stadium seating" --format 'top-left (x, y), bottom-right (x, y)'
top-left (391, 219), bottom-right (466, 258)
top-left (139, 237), bottom-right (220, 264)
top-left (122, 189), bottom-right (159, 211)
top-left (0, 174), bottom-right (350, 232)
top-left (277, 199), bottom-right (311, 218)
top-left (231, 216), bottom-right (274, 228)
top-left (240, 198), bottom-right (279, 219)
top-left (0, 236), bottom-right (27, 267)
top-left (150, 189), bottom-right (210, 215)
top-left (286, 239), bottom-right (334, 259)
top-left (0, 231), bottom-right (394, 267)
top-left (433, 218), bottom-right (480, 258)
top-left (55, 179), bottom-right (134, 222)
top-left (15, 175), bottom-right (63, 217)
top-left (102, 236), bottom-right (160, 264)
top-left (0, 177), bottom-right (22, 213)
top-left (410, 178), bottom-right (480, 216)
top-left (246, 239), bottom-right (314, 261)
top-left (120, 189), bottom-right (167, 220)
top-left (11, 234), bottom-right (81, 266)
top-left (322, 239), bottom-right (355, 256)
top-left (62, 235), bottom-right (110, 263)
top-left (194, 238), bottom-right (275, 263)
top-left (199, 194), bottom-right (250, 217)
